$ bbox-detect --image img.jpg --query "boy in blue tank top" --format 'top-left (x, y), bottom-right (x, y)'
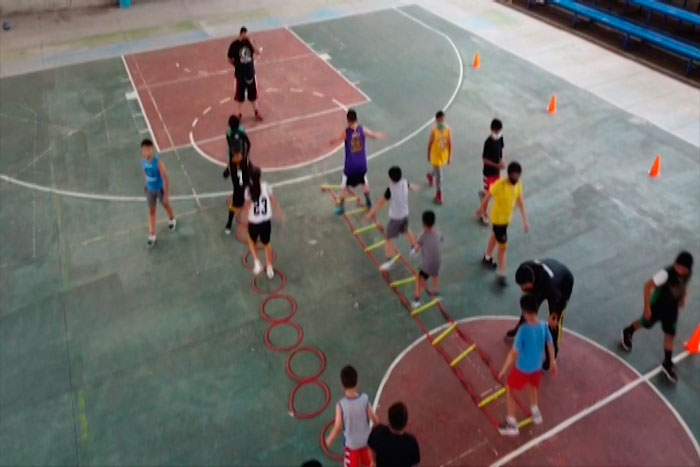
top-left (141, 139), bottom-right (176, 247)
top-left (325, 365), bottom-right (379, 467)
top-left (329, 109), bottom-right (385, 215)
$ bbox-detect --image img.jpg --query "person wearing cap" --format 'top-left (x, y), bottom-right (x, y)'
top-left (510, 259), bottom-right (574, 371)
top-left (621, 251), bottom-right (694, 384)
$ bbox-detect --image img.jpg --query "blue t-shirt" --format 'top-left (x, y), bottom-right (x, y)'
top-left (514, 322), bottom-right (552, 373)
top-left (141, 156), bottom-right (163, 192)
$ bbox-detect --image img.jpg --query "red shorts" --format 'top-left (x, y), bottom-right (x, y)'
top-left (507, 367), bottom-right (542, 391)
top-left (484, 175), bottom-right (500, 192)
top-left (344, 446), bottom-right (371, 467)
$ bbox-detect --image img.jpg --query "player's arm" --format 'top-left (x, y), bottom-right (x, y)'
top-left (546, 341), bottom-right (558, 375)
top-left (498, 348), bottom-right (518, 380)
top-left (329, 130), bottom-right (346, 146)
top-left (364, 196), bottom-right (387, 221)
top-left (517, 194), bottom-right (529, 232)
top-left (364, 128), bottom-right (386, 140)
top-left (158, 161), bottom-right (170, 198)
top-left (325, 403), bottom-right (343, 447)
top-left (367, 404), bottom-right (379, 426)
top-left (427, 133), bottom-right (434, 161)
top-left (447, 131), bottom-right (453, 164)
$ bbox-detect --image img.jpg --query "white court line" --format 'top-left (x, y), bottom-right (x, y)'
top-left (370, 316), bottom-right (699, 466)
top-left (202, 106), bottom-right (212, 115)
top-left (121, 55), bottom-right (160, 153)
top-left (192, 118), bottom-right (199, 128)
top-left (1, 8), bottom-right (463, 202)
top-left (331, 98), bottom-right (348, 110)
top-left (284, 26), bottom-right (372, 104)
top-left (219, 97), bottom-right (231, 105)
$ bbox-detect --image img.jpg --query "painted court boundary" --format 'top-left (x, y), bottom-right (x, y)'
top-left (0, 7), bottom-right (463, 203)
top-left (372, 316), bottom-right (700, 467)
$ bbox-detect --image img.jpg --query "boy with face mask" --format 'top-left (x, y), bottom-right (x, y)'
top-left (621, 251), bottom-right (694, 383)
top-left (479, 119), bottom-right (505, 224)
top-left (426, 110), bottom-right (452, 205)
top-left (476, 162), bottom-right (529, 286)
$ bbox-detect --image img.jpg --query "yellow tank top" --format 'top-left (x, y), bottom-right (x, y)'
top-left (430, 125), bottom-right (451, 167)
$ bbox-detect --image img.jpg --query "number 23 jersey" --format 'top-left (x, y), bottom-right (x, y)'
top-left (245, 182), bottom-right (273, 224)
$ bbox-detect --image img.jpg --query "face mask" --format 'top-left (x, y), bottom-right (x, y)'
top-left (492, 131), bottom-right (502, 139)
top-left (509, 177), bottom-right (519, 185)
top-left (437, 122), bottom-right (446, 130)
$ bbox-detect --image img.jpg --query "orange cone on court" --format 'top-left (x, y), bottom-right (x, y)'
top-left (649, 154), bottom-right (662, 178)
top-left (547, 95), bottom-right (557, 114)
top-left (685, 324), bottom-right (700, 354)
top-left (472, 52), bottom-right (481, 69)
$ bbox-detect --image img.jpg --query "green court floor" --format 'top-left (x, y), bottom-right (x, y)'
top-left (1, 5), bottom-right (698, 465)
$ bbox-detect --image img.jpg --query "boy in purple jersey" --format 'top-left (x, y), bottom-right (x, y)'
top-left (329, 109), bottom-right (385, 215)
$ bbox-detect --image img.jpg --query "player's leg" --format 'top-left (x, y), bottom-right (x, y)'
top-left (528, 376), bottom-right (543, 424)
top-left (499, 374), bottom-right (520, 436)
top-left (234, 78), bottom-right (245, 119)
top-left (431, 276), bottom-right (440, 298)
top-left (413, 270), bottom-right (426, 308)
top-left (482, 230), bottom-right (498, 269)
top-left (147, 198), bottom-right (157, 247)
top-left (159, 190), bottom-right (176, 231)
top-left (494, 226), bottom-right (508, 285)
top-left (621, 310), bottom-right (657, 351)
top-left (335, 175), bottom-right (350, 215)
top-left (380, 219), bottom-right (404, 270)
top-left (248, 223), bottom-right (263, 275)
top-left (225, 196), bottom-right (235, 234)
top-left (361, 175), bottom-right (371, 208)
top-left (248, 78), bottom-right (263, 121)
top-left (434, 166), bottom-right (443, 204)
top-left (260, 221), bottom-right (274, 278)
top-left (661, 314), bottom-right (678, 383)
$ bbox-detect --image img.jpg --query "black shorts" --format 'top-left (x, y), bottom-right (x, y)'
top-left (492, 224), bottom-right (508, 244)
top-left (641, 307), bottom-right (678, 336)
top-left (342, 172), bottom-right (368, 188)
top-left (248, 220), bottom-right (271, 245)
top-left (235, 77), bottom-right (257, 102)
top-left (419, 269), bottom-right (437, 279)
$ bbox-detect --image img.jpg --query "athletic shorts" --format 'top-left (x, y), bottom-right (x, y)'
top-left (145, 187), bottom-right (164, 207)
top-left (492, 224), bottom-right (508, 244)
top-left (640, 307), bottom-right (678, 336)
top-left (419, 269), bottom-right (437, 279)
top-left (342, 172), bottom-right (368, 188)
top-left (248, 220), bottom-right (272, 245)
top-left (483, 175), bottom-right (500, 192)
top-left (507, 367), bottom-right (542, 391)
top-left (344, 446), bottom-right (371, 467)
top-left (386, 217), bottom-right (409, 239)
top-left (235, 77), bottom-right (257, 102)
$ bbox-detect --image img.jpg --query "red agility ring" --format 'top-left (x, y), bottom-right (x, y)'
top-left (321, 418), bottom-right (345, 462)
top-left (286, 346), bottom-right (326, 382)
top-left (260, 294), bottom-right (297, 323)
top-left (289, 379), bottom-right (331, 420)
top-left (242, 248), bottom-right (277, 271)
top-left (264, 320), bottom-right (303, 352)
top-left (252, 269), bottom-right (287, 295)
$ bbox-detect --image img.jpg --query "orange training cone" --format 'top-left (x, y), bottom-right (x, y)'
top-left (473, 52), bottom-right (481, 69)
top-left (547, 95), bottom-right (557, 114)
top-left (685, 324), bottom-right (700, 354)
top-left (649, 154), bottom-right (662, 178)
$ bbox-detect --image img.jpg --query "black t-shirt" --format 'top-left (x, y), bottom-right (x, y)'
top-left (367, 425), bottom-right (420, 467)
top-left (482, 135), bottom-right (504, 177)
top-left (651, 266), bottom-right (689, 313)
top-left (227, 38), bottom-right (255, 80)
top-left (521, 259), bottom-right (574, 314)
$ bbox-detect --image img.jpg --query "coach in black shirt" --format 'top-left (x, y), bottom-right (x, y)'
top-left (227, 26), bottom-right (263, 121)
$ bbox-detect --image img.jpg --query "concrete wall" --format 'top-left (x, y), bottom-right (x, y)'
top-left (0, 0), bottom-right (118, 16)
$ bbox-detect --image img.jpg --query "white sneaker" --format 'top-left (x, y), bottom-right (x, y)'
top-left (266, 265), bottom-right (274, 279)
top-left (498, 418), bottom-right (519, 436)
top-left (224, 227), bottom-right (232, 235)
top-left (252, 260), bottom-right (263, 275)
top-left (412, 299), bottom-right (422, 308)
top-left (480, 213), bottom-right (490, 225)
top-left (531, 406), bottom-right (543, 425)
top-left (380, 257), bottom-right (398, 271)
top-left (168, 219), bottom-right (177, 231)
top-left (409, 247), bottom-right (419, 259)
top-left (147, 235), bottom-right (156, 248)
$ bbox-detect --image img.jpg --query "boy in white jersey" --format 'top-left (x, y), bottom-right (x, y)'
top-left (241, 166), bottom-right (284, 278)
top-left (365, 166), bottom-right (419, 271)
top-left (326, 365), bottom-right (379, 467)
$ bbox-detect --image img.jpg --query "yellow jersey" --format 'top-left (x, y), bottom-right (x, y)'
top-left (489, 178), bottom-right (522, 225)
top-left (429, 125), bottom-right (451, 167)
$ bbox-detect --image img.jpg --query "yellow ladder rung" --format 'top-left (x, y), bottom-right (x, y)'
top-left (345, 196), bottom-right (359, 203)
top-left (321, 184), bottom-right (342, 191)
top-left (345, 207), bottom-right (367, 216)
top-left (432, 323), bottom-right (457, 346)
top-left (353, 224), bottom-right (378, 235)
top-left (478, 387), bottom-right (506, 408)
top-left (518, 417), bottom-right (532, 429)
top-left (390, 276), bottom-right (416, 288)
top-left (450, 344), bottom-right (477, 367)
top-left (364, 239), bottom-right (386, 252)
top-left (410, 298), bottom-right (440, 316)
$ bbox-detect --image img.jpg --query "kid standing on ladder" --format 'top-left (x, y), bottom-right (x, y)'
top-left (426, 110), bottom-right (452, 205)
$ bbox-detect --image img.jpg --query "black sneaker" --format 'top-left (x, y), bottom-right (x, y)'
top-left (620, 328), bottom-right (633, 352)
top-left (505, 328), bottom-right (517, 341)
top-left (482, 256), bottom-right (497, 269)
top-left (542, 359), bottom-right (550, 372)
top-left (497, 275), bottom-right (507, 287)
top-left (661, 361), bottom-right (678, 384)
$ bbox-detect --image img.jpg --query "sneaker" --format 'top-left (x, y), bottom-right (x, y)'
top-left (147, 235), bottom-right (156, 248)
top-left (620, 328), bottom-right (633, 352)
top-left (334, 204), bottom-right (345, 215)
top-left (168, 219), bottom-right (177, 231)
top-left (481, 256), bottom-right (497, 269)
top-left (409, 246), bottom-right (419, 258)
top-left (430, 292), bottom-right (442, 301)
top-left (266, 265), bottom-right (274, 279)
top-left (497, 275), bottom-right (507, 287)
top-left (254, 111), bottom-right (263, 121)
top-left (498, 420), bottom-right (519, 436)
top-left (480, 213), bottom-right (490, 225)
top-left (252, 260), bottom-right (263, 275)
top-left (426, 173), bottom-right (434, 187)
top-left (412, 298), bottom-right (422, 309)
top-left (661, 361), bottom-right (678, 384)
top-left (434, 192), bottom-right (443, 205)
top-left (531, 407), bottom-right (543, 425)
top-left (380, 257), bottom-right (398, 271)
top-left (224, 224), bottom-right (232, 235)
top-left (505, 328), bottom-right (517, 341)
